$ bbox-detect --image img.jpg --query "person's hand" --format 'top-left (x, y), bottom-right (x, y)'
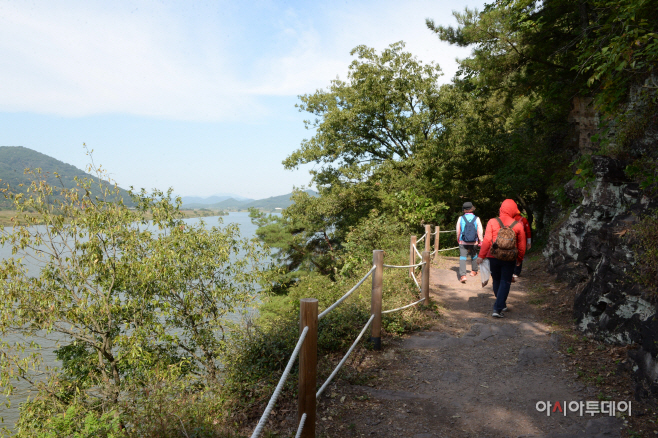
top-left (516, 261), bottom-right (521, 266)
top-left (527, 243), bottom-right (532, 250)
top-left (476, 257), bottom-right (484, 265)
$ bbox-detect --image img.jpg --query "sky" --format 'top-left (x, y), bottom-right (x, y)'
top-left (0, 0), bottom-right (486, 199)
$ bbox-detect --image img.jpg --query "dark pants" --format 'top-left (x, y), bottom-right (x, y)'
top-left (489, 257), bottom-right (515, 313)
top-left (514, 260), bottom-right (523, 276)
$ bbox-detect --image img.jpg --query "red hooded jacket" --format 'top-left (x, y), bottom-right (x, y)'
top-left (514, 214), bottom-right (532, 241)
top-left (478, 199), bottom-right (526, 263)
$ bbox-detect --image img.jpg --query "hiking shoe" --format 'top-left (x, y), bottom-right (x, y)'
top-left (469, 271), bottom-right (479, 277)
top-left (492, 311), bottom-right (504, 318)
top-left (460, 276), bottom-right (467, 283)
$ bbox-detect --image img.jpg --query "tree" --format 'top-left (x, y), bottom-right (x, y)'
top-left (0, 167), bottom-right (266, 435)
top-left (284, 42), bottom-right (444, 187)
top-left (266, 43), bottom-right (450, 284)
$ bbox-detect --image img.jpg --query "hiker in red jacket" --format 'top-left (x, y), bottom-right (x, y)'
top-left (513, 213), bottom-right (532, 279)
top-left (476, 199), bottom-right (526, 318)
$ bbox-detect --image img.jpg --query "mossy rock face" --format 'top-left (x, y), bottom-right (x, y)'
top-left (545, 154), bottom-right (658, 403)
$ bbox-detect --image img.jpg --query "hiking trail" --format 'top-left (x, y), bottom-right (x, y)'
top-left (310, 256), bottom-right (624, 438)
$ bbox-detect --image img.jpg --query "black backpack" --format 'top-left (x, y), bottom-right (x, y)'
top-left (460, 215), bottom-right (478, 243)
top-left (491, 218), bottom-right (518, 261)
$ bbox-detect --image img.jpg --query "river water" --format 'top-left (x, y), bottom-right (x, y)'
top-left (0, 212), bottom-right (263, 430)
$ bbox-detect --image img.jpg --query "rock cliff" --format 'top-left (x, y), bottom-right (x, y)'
top-left (543, 95), bottom-right (658, 403)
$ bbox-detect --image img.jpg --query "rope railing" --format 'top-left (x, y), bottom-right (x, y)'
top-left (435, 246), bottom-right (459, 253)
top-left (416, 233), bottom-right (426, 243)
top-left (440, 229), bottom-right (457, 233)
top-left (383, 261), bottom-right (425, 269)
top-left (413, 245), bottom-right (422, 258)
top-left (250, 326), bottom-right (310, 438)
top-left (316, 314), bottom-right (375, 399)
top-left (318, 265), bottom-right (376, 320)
top-left (411, 271), bottom-right (422, 292)
top-left (294, 414), bottom-right (307, 438)
top-left (382, 297), bottom-right (426, 314)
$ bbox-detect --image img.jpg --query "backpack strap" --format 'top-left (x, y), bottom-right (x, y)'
top-left (460, 216), bottom-right (465, 241)
top-left (510, 220), bottom-right (518, 229)
top-left (495, 217), bottom-right (504, 228)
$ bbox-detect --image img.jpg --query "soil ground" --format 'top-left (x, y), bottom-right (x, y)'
top-left (261, 254), bottom-right (658, 438)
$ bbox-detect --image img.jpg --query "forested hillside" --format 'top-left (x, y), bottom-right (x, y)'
top-left (181, 190), bottom-right (317, 211)
top-left (0, 146), bottom-right (133, 208)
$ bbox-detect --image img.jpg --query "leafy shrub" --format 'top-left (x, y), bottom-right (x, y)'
top-left (16, 403), bottom-right (124, 438)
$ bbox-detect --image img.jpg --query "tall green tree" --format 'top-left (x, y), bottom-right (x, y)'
top-left (268, 42), bottom-right (450, 284)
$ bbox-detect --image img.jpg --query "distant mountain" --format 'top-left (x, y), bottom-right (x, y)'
top-left (181, 190), bottom-right (317, 211)
top-left (179, 194), bottom-right (253, 205)
top-left (0, 146), bottom-right (133, 208)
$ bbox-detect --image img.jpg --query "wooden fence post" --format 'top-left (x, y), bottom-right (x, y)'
top-left (298, 299), bottom-right (318, 438)
top-left (434, 226), bottom-right (440, 259)
top-left (370, 250), bottom-right (384, 351)
top-left (421, 251), bottom-right (430, 305)
top-left (424, 224), bottom-right (431, 254)
top-left (409, 235), bottom-right (417, 278)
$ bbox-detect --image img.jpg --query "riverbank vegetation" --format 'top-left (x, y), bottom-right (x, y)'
top-left (0, 168), bottom-right (267, 437)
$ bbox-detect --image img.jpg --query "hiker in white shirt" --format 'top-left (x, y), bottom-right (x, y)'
top-left (456, 201), bottom-right (484, 283)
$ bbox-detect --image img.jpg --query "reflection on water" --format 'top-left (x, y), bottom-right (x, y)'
top-left (0, 211), bottom-right (267, 429)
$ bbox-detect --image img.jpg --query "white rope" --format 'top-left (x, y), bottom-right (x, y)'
top-left (411, 272), bottom-right (422, 292)
top-left (294, 413), bottom-right (307, 438)
top-left (436, 246), bottom-right (459, 252)
top-left (413, 245), bottom-right (422, 258)
top-left (383, 261), bottom-right (425, 269)
top-left (316, 314), bottom-right (375, 399)
top-left (440, 230), bottom-right (457, 233)
top-left (318, 265), bottom-right (376, 320)
top-left (417, 233), bottom-right (426, 243)
top-left (382, 297), bottom-right (425, 314)
top-left (251, 326), bottom-right (309, 438)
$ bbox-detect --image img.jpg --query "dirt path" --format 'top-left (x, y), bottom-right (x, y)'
top-left (312, 257), bottom-right (625, 438)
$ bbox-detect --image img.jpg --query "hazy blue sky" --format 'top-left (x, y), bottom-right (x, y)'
top-left (0, 0), bottom-right (485, 199)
